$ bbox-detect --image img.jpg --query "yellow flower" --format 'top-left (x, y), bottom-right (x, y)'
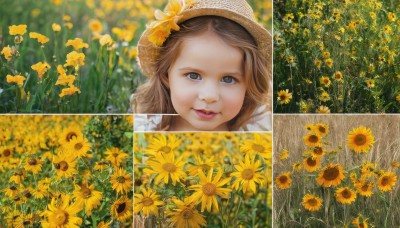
top-left (303, 133), bottom-right (321, 147)
top-left (134, 188), bottom-right (162, 216)
top-left (59, 86), bottom-right (81, 97)
top-left (335, 187), bottom-right (357, 204)
top-left (73, 183), bottom-right (102, 216)
top-left (352, 214), bottom-right (369, 228)
top-left (64, 51), bottom-right (85, 68)
top-left (279, 149), bottom-right (289, 160)
top-left (325, 58), bottom-right (333, 68)
top-left (110, 168), bottom-right (133, 194)
top-left (53, 153), bottom-right (78, 179)
top-left (42, 194), bottom-right (82, 227)
top-left (231, 154), bottom-right (265, 194)
top-left (148, 25), bottom-right (171, 47)
top-left (319, 76), bottom-right (331, 87)
top-left (1, 46), bottom-right (12, 61)
top-left (104, 147), bottom-right (129, 167)
top-left (277, 89), bottom-right (292, 104)
top-left (66, 38), bottom-right (89, 50)
top-left (316, 105), bottom-right (330, 113)
top-left (89, 19), bottom-right (103, 34)
top-left (365, 79), bottom-right (375, 88)
top-left (377, 171), bottom-right (397, 192)
top-left (52, 0), bottom-right (63, 5)
top-left (144, 153), bottom-right (186, 186)
top-left (9, 24), bottom-right (27, 35)
top-left (166, 198), bottom-right (207, 228)
top-left (275, 171), bottom-right (291, 189)
top-left (304, 155), bottom-right (321, 172)
top-left (319, 91), bottom-right (330, 102)
top-left (52, 23), bottom-right (61, 32)
top-left (347, 126), bottom-right (375, 153)
top-left (6, 74), bottom-right (26, 86)
top-left (64, 15), bottom-right (71, 21)
top-left (314, 58), bottom-right (322, 69)
top-left (55, 74), bottom-right (76, 86)
top-left (355, 179), bottom-right (374, 197)
top-left (302, 194), bottom-right (323, 211)
top-left (189, 168), bottom-right (231, 212)
top-left (24, 157), bottom-right (42, 174)
top-left (99, 34), bottom-right (114, 47)
top-left (316, 164), bottom-right (345, 187)
top-left (388, 12), bottom-right (396, 22)
top-left (29, 32), bottom-right (49, 44)
top-left (112, 27), bottom-right (134, 42)
top-left (31, 62), bottom-right (51, 79)
top-left (333, 71), bottom-right (343, 82)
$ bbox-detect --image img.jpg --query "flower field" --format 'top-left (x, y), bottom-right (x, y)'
top-left (0, 0), bottom-right (271, 113)
top-left (274, 0), bottom-right (400, 113)
top-left (274, 115), bottom-right (400, 227)
top-left (134, 132), bottom-right (272, 227)
top-left (0, 115), bottom-right (133, 227)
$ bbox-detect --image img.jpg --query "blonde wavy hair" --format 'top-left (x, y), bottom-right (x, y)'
top-left (133, 16), bottom-right (271, 130)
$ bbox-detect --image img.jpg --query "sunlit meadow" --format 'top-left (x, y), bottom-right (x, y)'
top-left (134, 132), bottom-right (272, 227)
top-left (0, 0), bottom-right (271, 113)
top-left (274, 115), bottom-right (400, 227)
top-left (0, 115), bottom-right (133, 227)
top-left (274, 0), bottom-right (400, 113)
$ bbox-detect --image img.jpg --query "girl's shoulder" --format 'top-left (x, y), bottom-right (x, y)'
top-left (240, 105), bottom-right (272, 131)
top-left (134, 114), bottom-right (163, 132)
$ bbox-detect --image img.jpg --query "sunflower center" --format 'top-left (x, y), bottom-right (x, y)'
top-left (117, 176), bottom-right (126, 183)
top-left (322, 167), bottom-right (339, 180)
top-left (80, 186), bottom-right (92, 198)
top-left (308, 135), bottom-right (319, 143)
top-left (241, 169), bottom-right (254, 180)
top-left (251, 144), bottom-right (264, 153)
top-left (354, 134), bottom-right (367, 146)
top-left (306, 157), bottom-right (317, 166)
top-left (59, 161), bottom-right (69, 171)
top-left (341, 189), bottom-right (351, 198)
top-left (318, 126), bottom-right (326, 133)
top-left (159, 146), bottom-right (171, 153)
top-left (182, 208), bottom-right (194, 219)
top-left (3, 149), bottom-right (11, 157)
top-left (313, 147), bottom-right (323, 155)
top-left (279, 94), bottom-right (287, 100)
top-left (22, 190), bottom-right (32, 198)
top-left (381, 176), bottom-right (389, 186)
top-left (279, 175), bottom-right (288, 183)
top-left (361, 184), bottom-right (369, 191)
top-left (307, 198), bottom-right (318, 206)
top-left (162, 162), bottom-right (177, 172)
top-left (74, 143), bottom-right (83, 150)
top-left (141, 197), bottom-right (153, 207)
top-left (112, 153), bottom-right (119, 157)
top-left (54, 210), bottom-right (69, 225)
top-left (202, 183), bottom-right (217, 196)
top-left (10, 186), bottom-right (17, 190)
top-left (28, 158), bottom-right (37, 165)
top-left (23, 221), bottom-right (30, 225)
top-left (359, 224), bottom-right (365, 228)
top-left (66, 132), bottom-right (77, 142)
top-left (200, 164), bottom-right (211, 170)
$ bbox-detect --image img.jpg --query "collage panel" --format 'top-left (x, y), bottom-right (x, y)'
top-left (273, 0), bottom-right (399, 113)
top-left (273, 115), bottom-right (400, 227)
top-left (0, 115), bottom-right (133, 226)
top-left (133, 132), bottom-right (272, 227)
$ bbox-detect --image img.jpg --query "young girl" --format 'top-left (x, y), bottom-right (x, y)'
top-left (132, 0), bottom-right (272, 131)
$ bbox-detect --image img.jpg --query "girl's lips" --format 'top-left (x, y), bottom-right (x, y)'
top-left (194, 109), bottom-right (218, 119)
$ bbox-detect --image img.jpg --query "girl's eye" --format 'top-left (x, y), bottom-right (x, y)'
top-left (186, 72), bottom-right (201, 80)
top-left (221, 76), bottom-right (237, 84)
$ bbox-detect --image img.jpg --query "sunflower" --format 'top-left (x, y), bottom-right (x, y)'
top-left (73, 183), bottom-right (102, 215)
top-left (111, 196), bottom-right (133, 222)
top-left (355, 179), bottom-right (374, 197)
top-left (275, 171), bottom-right (291, 189)
top-left (302, 194), bottom-right (323, 211)
top-left (134, 188), bottom-right (162, 216)
top-left (105, 147), bottom-right (129, 167)
top-left (316, 164), bottom-right (345, 187)
top-left (240, 134), bottom-right (272, 161)
top-left (0, 146), bottom-right (14, 162)
top-left (316, 105), bottom-right (331, 113)
top-left (292, 161), bottom-right (303, 171)
top-left (187, 155), bottom-right (216, 177)
top-left (231, 154), bottom-right (265, 194)
top-left (304, 156), bottom-right (321, 172)
top-left (335, 187), bottom-right (357, 204)
top-left (110, 168), bottom-right (133, 194)
top-left (66, 136), bottom-right (91, 158)
top-left (277, 89), bottom-right (292, 104)
top-left (361, 162), bottom-right (377, 178)
top-left (144, 153), bottom-right (186, 186)
top-left (319, 76), bottom-right (331, 88)
top-left (9, 168), bottom-right (27, 184)
top-left (4, 185), bottom-right (19, 198)
top-left (311, 146), bottom-right (325, 157)
top-left (315, 123), bottom-right (329, 137)
top-left (352, 214), bottom-right (369, 228)
top-left (347, 126), bottom-right (375, 153)
top-left (24, 157), bottom-right (42, 174)
top-left (303, 133), bottom-right (321, 147)
top-left (377, 171), bottom-right (397, 192)
top-left (145, 134), bottom-right (180, 156)
top-left (53, 153), bottom-right (78, 179)
top-left (279, 149), bottom-right (289, 160)
top-left (42, 194), bottom-right (82, 227)
top-left (166, 198), bottom-right (207, 228)
top-left (32, 187), bottom-right (47, 199)
top-left (59, 125), bottom-right (83, 146)
top-left (189, 168), bottom-right (231, 212)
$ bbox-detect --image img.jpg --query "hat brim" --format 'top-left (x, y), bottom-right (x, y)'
top-left (137, 7), bottom-right (272, 78)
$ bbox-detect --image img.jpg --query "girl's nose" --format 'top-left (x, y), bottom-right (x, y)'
top-left (198, 81), bottom-right (220, 103)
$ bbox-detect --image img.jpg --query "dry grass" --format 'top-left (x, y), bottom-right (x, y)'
top-left (273, 115), bottom-right (400, 227)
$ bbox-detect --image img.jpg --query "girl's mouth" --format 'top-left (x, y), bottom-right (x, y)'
top-left (194, 109), bottom-right (218, 119)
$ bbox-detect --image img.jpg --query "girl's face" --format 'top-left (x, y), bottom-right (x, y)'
top-left (167, 30), bottom-right (246, 131)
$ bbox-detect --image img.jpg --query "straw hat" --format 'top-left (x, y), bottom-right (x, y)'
top-left (137, 0), bottom-right (272, 78)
